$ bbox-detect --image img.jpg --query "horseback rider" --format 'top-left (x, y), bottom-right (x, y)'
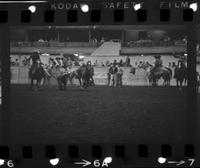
top-left (150, 55), bottom-right (163, 74)
top-left (28, 50), bottom-right (41, 66)
top-left (28, 50), bottom-right (42, 76)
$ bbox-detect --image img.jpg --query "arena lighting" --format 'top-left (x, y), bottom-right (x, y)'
top-left (28, 5), bottom-right (36, 13)
top-left (134, 3), bottom-right (142, 11)
top-left (81, 4), bottom-right (89, 13)
top-left (79, 55), bottom-right (85, 59)
top-left (189, 2), bottom-right (198, 12)
top-left (41, 53), bottom-right (50, 56)
top-left (49, 158), bottom-right (59, 166)
top-left (158, 157), bottom-right (167, 164)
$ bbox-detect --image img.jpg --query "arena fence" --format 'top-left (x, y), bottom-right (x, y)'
top-left (10, 66), bottom-right (178, 86)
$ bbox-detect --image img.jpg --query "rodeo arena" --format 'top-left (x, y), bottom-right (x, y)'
top-left (8, 26), bottom-right (200, 143)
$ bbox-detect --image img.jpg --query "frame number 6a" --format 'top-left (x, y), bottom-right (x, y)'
top-left (74, 157), bottom-right (112, 167)
top-left (94, 157), bottom-right (112, 168)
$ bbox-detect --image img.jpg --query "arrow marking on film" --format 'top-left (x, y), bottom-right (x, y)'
top-left (74, 159), bottom-right (91, 167)
top-left (168, 160), bottom-right (185, 166)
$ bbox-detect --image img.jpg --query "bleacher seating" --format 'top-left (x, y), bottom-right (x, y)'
top-left (10, 41), bottom-right (97, 48)
top-left (91, 42), bottom-right (121, 57)
top-left (11, 46), bottom-right (97, 55)
top-left (120, 45), bottom-right (186, 55)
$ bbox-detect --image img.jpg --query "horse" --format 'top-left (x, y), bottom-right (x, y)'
top-left (29, 62), bottom-right (46, 91)
top-left (85, 63), bottom-right (95, 86)
top-left (82, 64), bottom-right (94, 88)
top-left (40, 65), bottom-right (53, 87)
top-left (69, 64), bottom-right (94, 88)
top-left (174, 63), bottom-right (187, 89)
top-left (69, 68), bottom-right (83, 87)
top-left (49, 65), bottom-right (70, 90)
top-left (57, 73), bottom-right (71, 90)
top-left (148, 66), bottom-right (172, 86)
top-left (143, 64), bottom-right (153, 86)
top-left (162, 67), bottom-right (172, 86)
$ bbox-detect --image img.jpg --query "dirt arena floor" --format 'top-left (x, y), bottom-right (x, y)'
top-left (3, 85), bottom-right (200, 144)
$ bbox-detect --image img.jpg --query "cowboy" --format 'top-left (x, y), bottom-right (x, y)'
top-left (107, 64), bottom-right (111, 86)
top-left (116, 65), bottom-right (123, 87)
top-left (130, 65), bottom-right (136, 75)
top-left (150, 55), bottom-right (163, 73)
top-left (125, 56), bottom-right (130, 67)
top-left (109, 63), bottom-right (118, 87)
top-left (28, 50), bottom-right (41, 66)
top-left (154, 55), bottom-right (163, 67)
top-left (28, 50), bottom-right (41, 75)
top-left (86, 61), bottom-right (95, 85)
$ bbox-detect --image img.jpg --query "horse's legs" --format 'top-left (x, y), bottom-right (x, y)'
top-left (47, 77), bottom-right (51, 86)
top-left (176, 79), bottom-right (179, 87)
top-left (83, 77), bottom-right (89, 88)
top-left (184, 78), bottom-right (187, 86)
top-left (162, 77), bottom-right (165, 86)
top-left (163, 79), bottom-right (166, 86)
top-left (120, 75), bottom-right (122, 86)
top-left (107, 74), bottom-right (110, 86)
top-left (64, 80), bottom-right (67, 90)
top-left (44, 76), bottom-right (49, 87)
top-left (40, 77), bottom-right (45, 89)
top-left (36, 79), bottom-right (41, 91)
top-left (91, 76), bottom-right (95, 86)
top-left (153, 78), bottom-right (157, 86)
top-left (163, 78), bottom-right (167, 86)
top-left (30, 79), bottom-right (34, 90)
top-left (180, 79), bottom-right (183, 88)
top-left (82, 79), bottom-right (86, 88)
top-left (57, 78), bottom-right (62, 90)
top-left (78, 78), bottom-right (82, 87)
top-left (164, 77), bottom-right (169, 86)
top-left (69, 78), bottom-right (73, 85)
top-left (167, 79), bottom-right (170, 86)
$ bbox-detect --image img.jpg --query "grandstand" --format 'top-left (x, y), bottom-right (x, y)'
top-left (91, 41), bottom-right (121, 57)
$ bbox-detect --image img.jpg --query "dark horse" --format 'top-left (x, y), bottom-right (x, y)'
top-left (149, 66), bottom-right (172, 86)
top-left (57, 73), bottom-right (71, 90)
top-left (70, 64), bottom-right (94, 88)
top-left (29, 62), bottom-right (46, 91)
top-left (69, 68), bottom-right (83, 87)
top-left (174, 62), bottom-right (187, 89)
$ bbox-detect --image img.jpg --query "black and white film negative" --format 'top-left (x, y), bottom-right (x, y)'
top-left (0, 0), bottom-right (200, 167)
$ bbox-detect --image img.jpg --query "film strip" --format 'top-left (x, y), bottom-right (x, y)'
top-left (0, 144), bottom-right (199, 167)
top-left (0, 6), bottom-right (197, 23)
top-left (0, 7), bottom-right (196, 23)
top-left (0, 0), bottom-right (200, 167)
